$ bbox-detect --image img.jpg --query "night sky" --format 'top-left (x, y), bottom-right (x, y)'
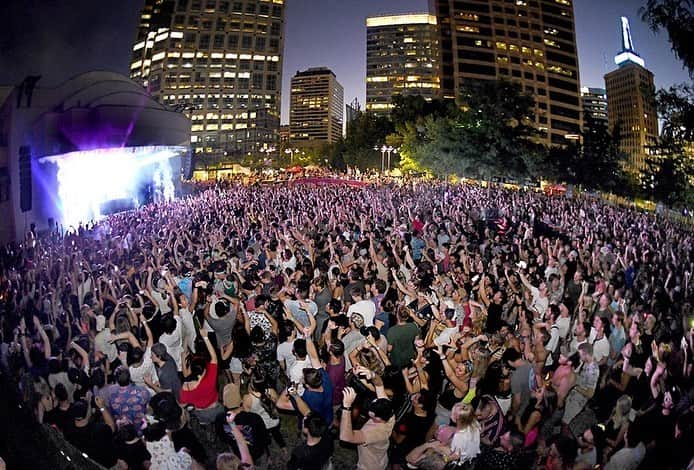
top-left (0, 0), bottom-right (690, 124)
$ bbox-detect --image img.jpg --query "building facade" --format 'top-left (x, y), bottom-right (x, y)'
top-left (289, 68), bottom-right (344, 144)
top-left (130, 0), bottom-right (285, 165)
top-left (580, 87), bottom-right (608, 131)
top-left (345, 97), bottom-right (361, 133)
top-left (366, 13), bottom-right (441, 115)
top-left (604, 17), bottom-right (658, 175)
top-left (429, 0), bottom-right (582, 145)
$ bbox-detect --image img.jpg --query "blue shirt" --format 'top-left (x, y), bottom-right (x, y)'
top-left (410, 237), bottom-right (426, 261)
top-left (302, 369), bottom-right (334, 425)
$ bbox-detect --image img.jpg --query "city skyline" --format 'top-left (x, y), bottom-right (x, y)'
top-left (0, 0), bottom-right (690, 126)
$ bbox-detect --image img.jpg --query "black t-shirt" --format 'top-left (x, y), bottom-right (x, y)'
top-left (393, 412), bottom-right (435, 456)
top-left (486, 303), bottom-right (503, 333)
top-left (44, 406), bottom-right (71, 431)
top-left (114, 439), bottom-right (151, 470)
top-left (287, 433), bottom-right (334, 470)
top-left (216, 410), bottom-right (268, 461)
top-left (64, 420), bottom-right (116, 468)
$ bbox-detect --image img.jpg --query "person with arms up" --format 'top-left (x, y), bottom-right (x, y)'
top-left (340, 367), bottom-right (395, 470)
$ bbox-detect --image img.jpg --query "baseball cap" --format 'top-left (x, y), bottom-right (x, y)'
top-left (350, 313), bottom-right (365, 329)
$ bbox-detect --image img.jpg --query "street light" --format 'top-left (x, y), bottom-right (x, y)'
top-left (260, 146), bottom-right (276, 166)
top-left (284, 148), bottom-right (301, 164)
top-left (374, 145), bottom-right (398, 172)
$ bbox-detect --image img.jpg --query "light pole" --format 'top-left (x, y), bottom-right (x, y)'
top-left (374, 145), bottom-right (386, 173)
top-left (260, 146), bottom-right (276, 166)
top-left (284, 148), bottom-right (301, 165)
top-left (374, 145), bottom-right (398, 173)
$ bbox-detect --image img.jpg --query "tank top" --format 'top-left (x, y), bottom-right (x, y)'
top-left (249, 393), bottom-right (279, 429)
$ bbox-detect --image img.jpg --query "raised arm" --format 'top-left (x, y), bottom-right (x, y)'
top-left (200, 328), bottom-right (218, 364)
top-left (303, 328), bottom-right (321, 369)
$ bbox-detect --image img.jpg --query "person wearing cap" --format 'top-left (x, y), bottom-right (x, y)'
top-left (339, 313), bottom-right (366, 370)
top-left (340, 367), bottom-right (395, 470)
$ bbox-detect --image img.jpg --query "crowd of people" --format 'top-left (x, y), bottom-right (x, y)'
top-left (1, 178), bottom-right (693, 470)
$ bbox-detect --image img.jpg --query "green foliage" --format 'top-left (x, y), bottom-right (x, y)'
top-left (389, 95), bottom-right (458, 129)
top-left (657, 84), bottom-right (694, 143)
top-left (640, 84), bottom-right (694, 205)
top-left (393, 79), bottom-right (547, 180)
top-left (551, 116), bottom-right (629, 192)
top-left (640, 0), bottom-right (694, 77)
top-left (642, 150), bottom-right (693, 205)
top-left (340, 112), bottom-right (394, 168)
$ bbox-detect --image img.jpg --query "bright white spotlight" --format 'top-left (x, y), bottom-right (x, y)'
top-left (39, 145), bottom-right (186, 227)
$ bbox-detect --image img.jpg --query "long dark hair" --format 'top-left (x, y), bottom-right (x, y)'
top-left (249, 373), bottom-right (278, 419)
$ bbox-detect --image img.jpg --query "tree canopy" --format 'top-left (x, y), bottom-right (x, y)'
top-left (640, 0), bottom-right (694, 77)
top-left (391, 79), bottom-right (546, 180)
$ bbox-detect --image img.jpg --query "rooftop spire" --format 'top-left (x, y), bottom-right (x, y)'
top-left (615, 16), bottom-right (645, 67)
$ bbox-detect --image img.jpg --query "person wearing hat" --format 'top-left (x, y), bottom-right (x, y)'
top-left (145, 343), bottom-right (182, 400)
top-left (64, 397), bottom-right (116, 468)
top-left (340, 367), bottom-right (395, 470)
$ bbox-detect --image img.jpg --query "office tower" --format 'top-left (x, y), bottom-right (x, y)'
top-left (366, 13), bottom-right (441, 115)
top-left (345, 97), bottom-right (361, 132)
top-left (130, 0), bottom-right (285, 163)
top-left (429, 0), bottom-right (582, 145)
top-left (581, 87), bottom-right (608, 131)
top-left (604, 17), bottom-right (658, 174)
top-left (290, 68), bottom-right (344, 144)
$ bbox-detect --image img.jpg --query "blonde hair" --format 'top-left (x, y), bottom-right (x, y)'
top-left (358, 348), bottom-right (385, 376)
top-left (610, 395), bottom-right (632, 426)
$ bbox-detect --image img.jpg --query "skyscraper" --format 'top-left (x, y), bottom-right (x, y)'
top-left (366, 14), bottom-right (441, 115)
top-left (429, 0), bottom-right (582, 145)
top-left (130, 0), bottom-right (285, 164)
top-left (345, 97), bottom-right (361, 133)
top-left (580, 87), bottom-right (608, 131)
top-left (604, 17), bottom-right (658, 175)
top-left (289, 68), bottom-right (344, 144)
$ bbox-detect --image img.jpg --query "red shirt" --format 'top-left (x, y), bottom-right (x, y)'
top-left (180, 362), bottom-right (218, 408)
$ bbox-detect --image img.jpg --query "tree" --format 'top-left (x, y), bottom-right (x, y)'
top-left (640, 0), bottom-right (694, 77)
top-left (641, 84), bottom-right (694, 205)
top-left (397, 79), bottom-right (547, 180)
top-left (389, 95), bottom-right (458, 129)
top-left (579, 117), bottom-right (628, 191)
top-left (642, 150), bottom-right (693, 205)
top-left (340, 112), bottom-right (394, 168)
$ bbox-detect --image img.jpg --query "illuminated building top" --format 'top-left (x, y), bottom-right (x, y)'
top-left (614, 16), bottom-right (645, 68)
top-left (366, 14), bottom-right (437, 28)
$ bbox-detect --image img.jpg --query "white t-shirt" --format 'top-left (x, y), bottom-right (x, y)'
top-left (277, 340), bottom-right (296, 373)
top-left (347, 299), bottom-right (376, 327)
top-left (289, 358), bottom-right (311, 395)
top-left (434, 326), bottom-right (459, 347)
top-left (556, 316), bottom-right (571, 339)
top-left (94, 328), bottom-right (118, 362)
top-left (592, 336), bottom-right (610, 364)
top-left (159, 317), bottom-right (184, 371)
top-left (179, 307), bottom-right (196, 353)
top-left (129, 347), bottom-right (157, 395)
top-left (151, 290), bottom-right (172, 315)
top-left (529, 287), bottom-right (549, 320)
